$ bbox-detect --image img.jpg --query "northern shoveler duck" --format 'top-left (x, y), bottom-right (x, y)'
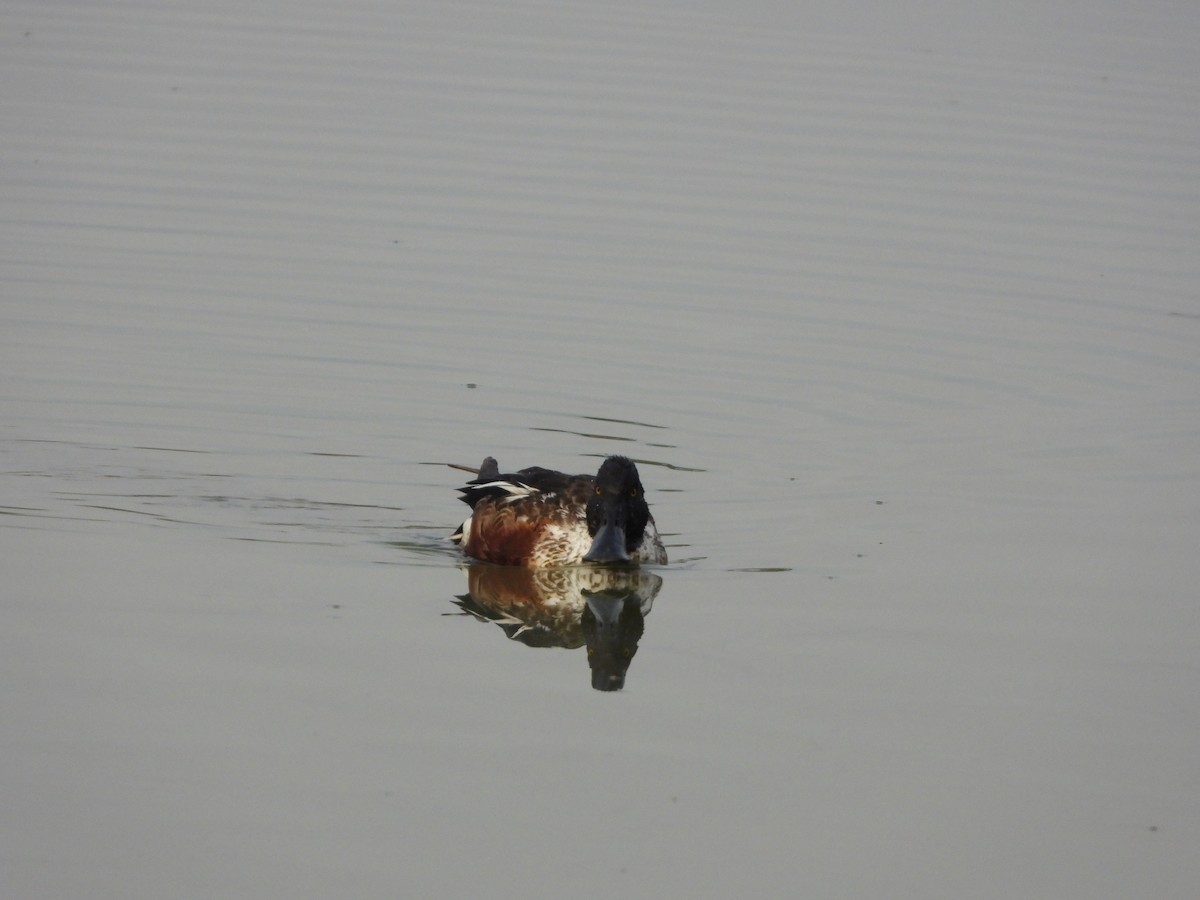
top-left (450, 455), bottom-right (667, 567)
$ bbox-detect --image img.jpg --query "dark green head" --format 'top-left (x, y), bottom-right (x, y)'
top-left (583, 456), bottom-right (651, 565)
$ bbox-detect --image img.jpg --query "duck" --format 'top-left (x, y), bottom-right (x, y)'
top-left (450, 455), bottom-right (667, 567)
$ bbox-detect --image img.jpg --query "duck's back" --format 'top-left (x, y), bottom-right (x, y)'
top-left (455, 467), bottom-right (594, 566)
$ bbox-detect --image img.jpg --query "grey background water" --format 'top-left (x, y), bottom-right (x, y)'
top-left (3, 1), bottom-right (1198, 897)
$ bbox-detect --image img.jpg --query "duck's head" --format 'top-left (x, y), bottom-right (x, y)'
top-left (583, 456), bottom-right (652, 565)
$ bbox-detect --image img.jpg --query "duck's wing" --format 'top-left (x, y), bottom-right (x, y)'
top-left (457, 460), bottom-right (580, 509)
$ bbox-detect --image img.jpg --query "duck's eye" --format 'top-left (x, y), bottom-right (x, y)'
top-left (629, 488), bottom-right (639, 498)
top-left (595, 486), bottom-right (603, 496)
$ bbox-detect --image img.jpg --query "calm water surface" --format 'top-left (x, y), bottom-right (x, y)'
top-left (4, 1), bottom-right (1199, 897)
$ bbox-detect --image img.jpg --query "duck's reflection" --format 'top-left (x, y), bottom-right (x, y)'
top-left (450, 565), bottom-right (663, 691)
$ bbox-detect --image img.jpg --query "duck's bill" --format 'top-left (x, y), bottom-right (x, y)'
top-left (583, 523), bottom-right (631, 564)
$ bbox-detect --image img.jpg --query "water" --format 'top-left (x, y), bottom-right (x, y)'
top-left (3, 1), bottom-right (1198, 897)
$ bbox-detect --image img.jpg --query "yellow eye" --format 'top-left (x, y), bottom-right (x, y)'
top-left (595, 486), bottom-right (602, 496)
top-left (629, 488), bottom-right (639, 497)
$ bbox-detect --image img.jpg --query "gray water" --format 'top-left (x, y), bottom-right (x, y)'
top-left (4, 1), bottom-right (1199, 897)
